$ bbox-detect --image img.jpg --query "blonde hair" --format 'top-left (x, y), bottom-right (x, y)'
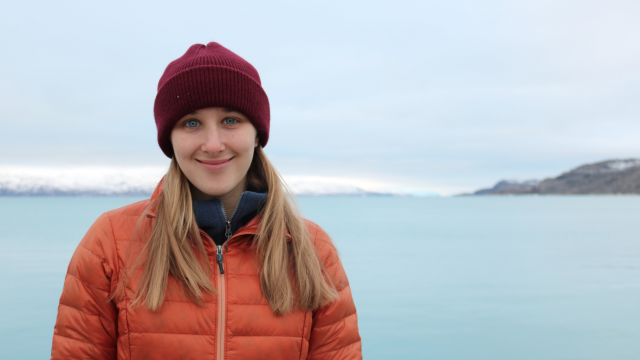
top-left (114, 147), bottom-right (339, 315)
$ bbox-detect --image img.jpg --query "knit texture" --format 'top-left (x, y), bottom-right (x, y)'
top-left (154, 42), bottom-right (270, 158)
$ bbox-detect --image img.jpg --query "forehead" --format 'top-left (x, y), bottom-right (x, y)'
top-left (188, 108), bottom-right (237, 116)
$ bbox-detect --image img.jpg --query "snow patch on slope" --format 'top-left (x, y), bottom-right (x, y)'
top-left (606, 159), bottom-right (640, 172)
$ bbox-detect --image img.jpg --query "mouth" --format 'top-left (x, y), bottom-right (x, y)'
top-left (196, 157), bottom-right (234, 170)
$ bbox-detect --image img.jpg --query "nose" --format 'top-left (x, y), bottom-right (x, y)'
top-left (200, 125), bottom-right (225, 154)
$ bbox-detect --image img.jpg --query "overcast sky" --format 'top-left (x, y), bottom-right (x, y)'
top-left (1, 0), bottom-right (639, 195)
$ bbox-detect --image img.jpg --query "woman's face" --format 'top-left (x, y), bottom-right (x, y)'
top-left (171, 107), bottom-right (258, 200)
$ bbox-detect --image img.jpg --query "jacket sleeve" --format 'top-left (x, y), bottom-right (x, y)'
top-left (307, 223), bottom-right (362, 360)
top-left (51, 212), bottom-right (119, 360)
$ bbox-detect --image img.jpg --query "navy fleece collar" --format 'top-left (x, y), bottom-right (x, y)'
top-left (193, 191), bottom-right (268, 245)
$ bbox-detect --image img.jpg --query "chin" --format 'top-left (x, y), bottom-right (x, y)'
top-left (191, 173), bottom-right (241, 197)
top-left (194, 181), bottom-right (232, 196)
top-left (200, 186), bottom-right (233, 197)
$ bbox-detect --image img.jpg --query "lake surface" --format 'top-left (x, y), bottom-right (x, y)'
top-left (1, 196), bottom-right (639, 359)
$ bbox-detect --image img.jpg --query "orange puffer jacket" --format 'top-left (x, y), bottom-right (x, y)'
top-left (51, 183), bottom-right (362, 359)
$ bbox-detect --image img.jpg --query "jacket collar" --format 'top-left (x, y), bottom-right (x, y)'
top-left (145, 177), bottom-right (264, 238)
top-left (193, 190), bottom-right (268, 243)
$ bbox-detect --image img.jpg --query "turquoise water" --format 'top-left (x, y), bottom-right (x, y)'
top-left (1, 196), bottom-right (639, 359)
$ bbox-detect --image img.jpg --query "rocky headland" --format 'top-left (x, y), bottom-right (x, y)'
top-left (474, 159), bottom-right (640, 195)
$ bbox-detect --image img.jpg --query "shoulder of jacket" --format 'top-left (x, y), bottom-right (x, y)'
top-left (302, 219), bottom-right (350, 292)
top-left (302, 219), bottom-right (328, 245)
top-left (303, 219), bottom-right (340, 264)
top-left (78, 199), bottom-right (151, 270)
top-left (105, 198), bottom-right (152, 219)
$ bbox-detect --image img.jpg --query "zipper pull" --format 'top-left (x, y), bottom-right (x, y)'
top-left (216, 245), bottom-right (224, 274)
top-left (225, 220), bottom-right (232, 241)
top-left (216, 220), bottom-right (233, 274)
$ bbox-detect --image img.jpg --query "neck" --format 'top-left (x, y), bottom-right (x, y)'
top-left (189, 177), bottom-right (248, 218)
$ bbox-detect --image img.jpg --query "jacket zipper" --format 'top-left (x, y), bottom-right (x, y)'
top-left (216, 242), bottom-right (226, 360)
top-left (216, 195), bottom-right (243, 360)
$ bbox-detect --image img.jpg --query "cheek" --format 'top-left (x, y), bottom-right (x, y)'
top-left (171, 133), bottom-right (195, 159)
top-left (230, 132), bottom-right (257, 155)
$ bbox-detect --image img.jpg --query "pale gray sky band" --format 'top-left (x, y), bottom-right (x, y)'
top-left (1, 0), bottom-right (639, 195)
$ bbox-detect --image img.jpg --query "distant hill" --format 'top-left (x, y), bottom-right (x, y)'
top-left (474, 159), bottom-right (640, 195)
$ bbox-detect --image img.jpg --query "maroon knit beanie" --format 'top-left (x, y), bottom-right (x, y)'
top-left (154, 42), bottom-right (270, 158)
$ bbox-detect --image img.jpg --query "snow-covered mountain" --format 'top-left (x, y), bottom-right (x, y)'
top-left (0, 167), bottom-right (166, 196)
top-left (0, 167), bottom-right (433, 196)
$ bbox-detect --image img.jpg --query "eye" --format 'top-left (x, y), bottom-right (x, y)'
top-left (185, 119), bottom-right (200, 128)
top-left (222, 117), bottom-right (238, 125)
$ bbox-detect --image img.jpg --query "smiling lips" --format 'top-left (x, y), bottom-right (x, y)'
top-left (196, 157), bottom-right (234, 171)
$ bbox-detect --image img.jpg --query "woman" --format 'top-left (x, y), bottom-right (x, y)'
top-left (51, 42), bottom-right (361, 360)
